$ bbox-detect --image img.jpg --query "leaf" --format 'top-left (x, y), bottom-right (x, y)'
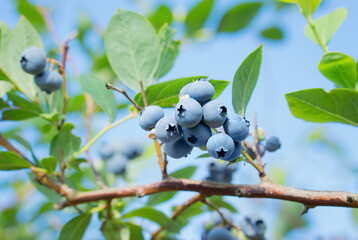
top-left (286, 88), bottom-right (358, 127)
top-left (232, 44), bottom-right (263, 116)
top-left (0, 21), bottom-right (11, 68)
top-left (4, 17), bottom-right (44, 100)
top-left (134, 77), bottom-right (229, 108)
top-left (105, 8), bottom-right (161, 92)
top-left (0, 81), bottom-right (12, 97)
top-left (0, 151), bottom-right (31, 170)
top-left (297, 0), bottom-right (321, 17)
top-left (2, 109), bottom-right (39, 121)
top-left (16, 0), bottom-right (46, 32)
top-left (29, 172), bottom-right (62, 202)
top-left (207, 196), bottom-right (238, 213)
top-left (78, 74), bottom-right (117, 122)
top-left (197, 153), bottom-right (210, 158)
top-left (304, 8), bottom-right (347, 46)
top-left (58, 214), bottom-right (92, 240)
top-left (50, 123), bottom-right (81, 161)
top-left (185, 0), bottom-right (214, 36)
top-left (153, 25), bottom-right (181, 81)
top-left (122, 207), bottom-right (179, 231)
top-left (318, 52), bottom-right (357, 89)
top-left (352, 209), bottom-right (358, 227)
top-left (41, 156), bottom-right (57, 173)
top-left (147, 166), bottom-right (197, 205)
top-left (125, 222), bottom-right (144, 240)
top-left (7, 91), bottom-right (43, 113)
top-left (217, 2), bottom-right (263, 33)
top-left (148, 5), bottom-right (173, 31)
top-left (260, 26), bottom-right (284, 40)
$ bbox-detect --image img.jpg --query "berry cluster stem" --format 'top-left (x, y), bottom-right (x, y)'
top-left (154, 140), bottom-right (168, 179)
top-left (253, 113), bottom-right (264, 174)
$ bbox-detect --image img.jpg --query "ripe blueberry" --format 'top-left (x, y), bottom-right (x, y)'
top-left (225, 141), bottom-right (243, 162)
top-left (107, 156), bottom-right (127, 175)
top-left (182, 123), bottom-right (212, 147)
top-left (120, 141), bottom-right (144, 160)
top-left (155, 116), bottom-right (182, 143)
top-left (34, 70), bottom-right (63, 94)
top-left (207, 227), bottom-right (236, 240)
top-left (202, 100), bottom-right (228, 128)
top-left (223, 115), bottom-right (250, 142)
top-left (175, 97), bottom-right (202, 128)
top-left (240, 214), bottom-right (266, 240)
top-left (139, 105), bottom-right (164, 131)
top-left (164, 137), bottom-right (193, 159)
top-left (20, 46), bottom-right (47, 75)
top-left (98, 143), bottom-right (114, 160)
top-left (180, 78), bottom-right (215, 103)
top-left (265, 136), bottom-right (281, 152)
top-left (206, 133), bottom-right (235, 160)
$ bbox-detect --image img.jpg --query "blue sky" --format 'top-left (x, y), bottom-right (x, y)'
top-left (1, 0), bottom-right (358, 239)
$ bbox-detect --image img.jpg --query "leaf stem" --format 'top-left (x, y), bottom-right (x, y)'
top-left (306, 16), bottom-right (329, 53)
top-left (105, 83), bottom-right (143, 111)
top-left (139, 80), bottom-right (148, 107)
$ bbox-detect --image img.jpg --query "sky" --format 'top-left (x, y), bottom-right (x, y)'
top-left (1, 0), bottom-right (358, 239)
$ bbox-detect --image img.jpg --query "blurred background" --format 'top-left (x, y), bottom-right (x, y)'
top-left (1, 0), bottom-right (358, 239)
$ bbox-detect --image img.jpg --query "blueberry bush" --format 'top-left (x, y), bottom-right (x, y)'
top-left (0, 0), bottom-right (358, 239)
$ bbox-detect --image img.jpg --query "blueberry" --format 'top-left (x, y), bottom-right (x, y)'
top-left (207, 133), bottom-right (235, 160)
top-left (175, 97), bottom-right (203, 128)
top-left (182, 123), bottom-right (212, 147)
top-left (225, 142), bottom-right (243, 162)
top-left (120, 140), bottom-right (144, 160)
top-left (34, 70), bottom-right (63, 94)
top-left (164, 137), bottom-right (193, 159)
top-left (20, 46), bottom-right (47, 75)
top-left (207, 227), bottom-right (236, 240)
top-left (240, 214), bottom-right (266, 240)
top-left (98, 143), bottom-right (114, 160)
top-left (181, 78), bottom-right (215, 103)
top-left (211, 208), bottom-right (232, 226)
top-left (265, 136), bottom-right (281, 152)
top-left (223, 115), bottom-right (250, 142)
top-left (139, 105), bottom-right (164, 131)
top-left (155, 116), bottom-right (182, 143)
top-left (107, 156), bottom-right (127, 175)
top-left (202, 100), bottom-right (227, 128)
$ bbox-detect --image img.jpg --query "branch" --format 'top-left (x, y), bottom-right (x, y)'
top-left (106, 83), bottom-right (143, 111)
top-left (55, 178), bottom-right (358, 210)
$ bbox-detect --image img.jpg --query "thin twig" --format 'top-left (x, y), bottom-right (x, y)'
top-left (139, 80), bottom-right (148, 107)
top-left (241, 144), bottom-right (264, 177)
top-left (154, 140), bottom-right (167, 179)
top-left (100, 200), bottom-right (113, 232)
top-left (0, 134), bottom-right (34, 167)
top-left (106, 83), bottom-right (143, 111)
top-left (253, 113), bottom-right (265, 178)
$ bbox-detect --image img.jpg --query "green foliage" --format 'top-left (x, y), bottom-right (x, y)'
top-left (352, 209), bottom-right (358, 227)
top-left (148, 5), bottom-right (173, 31)
top-left (134, 77), bottom-right (229, 108)
top-left (15, 0), bottom-right (46, 32)
top-left (318, 52), bottom-right (357, 89)
top-left (0, 21), bottom-right (11, 69)
top-left (0, 151), bottom-right (31, 170)
top-left (105, 8), bottom-right (161, 92)
top-left (286, 88), bottom-right (358, 127)
top-left (217, 2), bottom-right (263, 33)
top-left (274, 202), bottom-right (306, 238)
top-left (304, 8), bottom-right (347, 46)
top-left (260, 26), bottom-right (284, 40)
top-left (232, 44), bottom-right (262, 116)
top-left (78, 74), bottom-right (117, 122)
top-left (50, 123), bottom-right (81, 161)
top-left (40, 156), bottom-right (57, 173)
top-left (185, 0), bottom-right (214, 37)
top-left (297, 0), bottom-right (321, 17)
top-left (58, 214), bottom-right (92, 240)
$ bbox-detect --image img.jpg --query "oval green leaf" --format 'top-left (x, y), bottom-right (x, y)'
top-left (148, 5), bottom-right (173, 31)
top-left (318, 52), bottom-right (357, 89)
top-left (0, 151), bottom-right (31, 170)
top-left (185, 0), bottom-right (214, 36)
top-left (286, 88), bottom-right (358, 127)
top-left (260, 26), bottom-right (284, 40)
top-left (105, 8), bottom-right (161, 92)
top-left (58, 214), bottom-right (92, 240)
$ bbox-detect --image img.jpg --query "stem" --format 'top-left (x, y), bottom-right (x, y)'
top-left (73, 114), bottom-right (136, 160)
top-left (306, 16), bottom-right (328, 53)
top-left (139, 80), bottom-right (148, 107)
top-left (242, 149), bottom-right (264, 177)
top-left (106, 83), bottom-right (143, 111)
top-left (253, 113), bottom-right (264, 171)
top-left (154, 140), bottom-right (167, 179)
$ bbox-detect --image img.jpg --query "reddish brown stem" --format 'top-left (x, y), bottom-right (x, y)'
top-left (139, 80), bottom-right (148, 107)
top-left (253, 113), bottom-right (265, 178)
top-left (105, 83), bottom-right (143, 111)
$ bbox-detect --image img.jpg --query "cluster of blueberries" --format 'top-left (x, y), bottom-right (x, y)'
top-left (20, 46), bottom-right (63, 94)
top-left (139, 78), bottom-right (251, 161)
top-left (202, 209), bottom-right (266, 240)
top-left (99, 141), bottom-right (144, 175)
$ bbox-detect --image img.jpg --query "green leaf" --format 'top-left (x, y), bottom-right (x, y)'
top-left (260, 26), bottom-right (284, 40)
top-left (7, 91), bottom-right (43, 113)
top-left (217, 2), bottom-right (263, 33)
top-left (304, 8), bottom-right (347, 46)
top-left (105, 8), bottom-right (161, 92)
top-left (207, 196), bottom-right (238, 213)
top-left (0, 151), bottom-right (31, 170)
top-left (185, 0), bottom-right (214, 36)
top-left (153, 25), bottom-right (181, 81)
top-left (147, 166), bottom-right (197, 206)
top-left (232, 44), bottom-right (262, 116)
top-left (29, 172), bottom-right (62, 202)
top-left (297, 0), bottom-right (321, 17)
top-left (269, 167), bottom-right (286, 185)
top-left (0, 21), bottom-right (11, 68)
top-left (58, 214), bottom-right (92, 240)
top-left (122, 207), bottom-right (179, 231)
top-left (4, 17), bottom-right (44, 100)
top-left (197, 153), bottom-right (210, 158)
top-left (50, 123), bottom-right (81, 161)
top-left (352, 209), bottom-right (358, 227)
top-left (16, 0), bottom-right (46, 32)
top-left (78, 74), bottom-right (117, 122)
top-left (40, 156), bottom-right (57, 173)
top-left (134, 77), bottom-right (229, 108)
top-left (286, 88), bottom-right (358, 127)
top-left (148, 5), bottom-right (173, 31)
top-left (2, 109), bottom-right (39, 121)
top-left (68, 94), bottom-right (86, 112)
top-left (318, 52), bottom-right (357, 89)
top-left (0, 81), bottom-right (12, 97)
top-left (125, 222), bottom-right (144, 240)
